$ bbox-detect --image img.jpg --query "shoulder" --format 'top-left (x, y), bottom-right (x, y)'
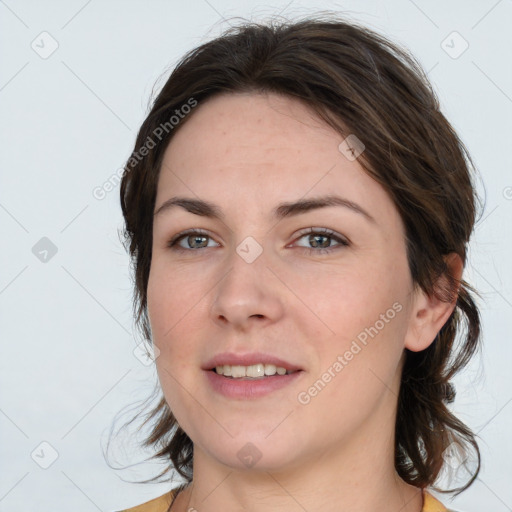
top-left (116, 490), bottom-right (176, 512)
top-left (423, 490), bottom-right (456, 512)
top-left (118, 488), bottom-right (457, 512)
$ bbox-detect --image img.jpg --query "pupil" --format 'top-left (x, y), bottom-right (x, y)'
top-left (310, 234), bottom-right (330, 248)
top-left (189, 235), bottom-right (207, 248)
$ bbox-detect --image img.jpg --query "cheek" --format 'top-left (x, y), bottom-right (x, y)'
top-left (147, 256), bottom-right (208, 330)
top-left (147, 264), bottom-right (207, 428)
top-left (290, 267), bottom-right (410, 432)
top-left (147, 262), bottom-right (201, 362)
top-left (287, 254), bottom-right (412, 394)
top-left (293, 257), bottom-right (409, 334)
top-left (147, 258), bottom-right (218, 408)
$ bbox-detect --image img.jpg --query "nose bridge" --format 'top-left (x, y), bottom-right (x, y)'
top-left (210, 237), bottom-right (283, 326)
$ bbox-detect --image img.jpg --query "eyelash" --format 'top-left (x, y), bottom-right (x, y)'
top-left (167, 227), bottom-right (349, 255)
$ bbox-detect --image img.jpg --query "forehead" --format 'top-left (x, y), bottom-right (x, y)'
top-left (162, 92), bottom-right (337, 172)
top-left (156, 92), bottom-right (399, 227)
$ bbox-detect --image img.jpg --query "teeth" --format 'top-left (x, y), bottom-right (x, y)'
top-left (264, 364), bottom-right (277, 376)
top-left (247, 364), bottom-right (265, 378)
top-left (231, 365), bottom-right (246, 378)
top-left (214, 363), bottom-right (292, 378)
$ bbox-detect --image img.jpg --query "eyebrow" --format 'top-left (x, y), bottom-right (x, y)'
top-left (153, 195), bottom-right (375, 223)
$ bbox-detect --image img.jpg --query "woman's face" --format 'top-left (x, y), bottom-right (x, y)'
top-left (148, 92), bottom-right (419, 472)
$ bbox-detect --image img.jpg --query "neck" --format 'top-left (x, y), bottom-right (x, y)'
top-left (172, 430), bottom-right (423, 512)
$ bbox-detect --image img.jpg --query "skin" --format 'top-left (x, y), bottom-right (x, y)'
top-left (147, 92), bottom-right (461, 512)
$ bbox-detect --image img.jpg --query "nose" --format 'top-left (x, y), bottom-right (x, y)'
top-left (210, 246), bottom-right (285, 331)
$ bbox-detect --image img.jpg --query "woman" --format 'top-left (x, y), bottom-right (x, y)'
top-left (116, 16), bottom-right (481, 512)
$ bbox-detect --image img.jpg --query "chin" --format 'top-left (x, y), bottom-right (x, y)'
top-left (196, 433), bottom-right (302, 472)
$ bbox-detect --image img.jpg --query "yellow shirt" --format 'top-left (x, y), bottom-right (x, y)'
top-left (119, 488), bottom-right (448, 511)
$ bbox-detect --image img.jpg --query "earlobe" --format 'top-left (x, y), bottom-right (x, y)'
top-left (404, 253), bottom-right (463, 353)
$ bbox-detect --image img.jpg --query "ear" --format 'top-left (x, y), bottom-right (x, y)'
top-left (404, 253), bottom-right (463, 352)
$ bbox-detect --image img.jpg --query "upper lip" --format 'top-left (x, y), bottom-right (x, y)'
top-left (202, 352), bottom-right (302, 372)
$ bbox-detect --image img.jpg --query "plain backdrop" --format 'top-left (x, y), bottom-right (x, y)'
top-left (1, 0), bottom-right (511, 511)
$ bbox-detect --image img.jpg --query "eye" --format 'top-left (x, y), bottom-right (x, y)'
top-left (292, 227), bottom-right (349, 255)
top-left (167, 229), bottom-right (219, 251)
top-left (166, 227), bottom-right (348, 254)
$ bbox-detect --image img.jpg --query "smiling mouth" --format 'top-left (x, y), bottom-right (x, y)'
top-left (212, 363), bottom-right (299, 379)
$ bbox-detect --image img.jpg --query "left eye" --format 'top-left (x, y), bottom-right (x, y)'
top-left (293, 229), bottom-right (349, 251)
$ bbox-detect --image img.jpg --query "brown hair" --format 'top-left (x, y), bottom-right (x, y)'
top-left (118, 15), bottom-right (481, 493)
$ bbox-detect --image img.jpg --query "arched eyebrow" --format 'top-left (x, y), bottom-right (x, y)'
top-left (274, 196), bottom-right (375, 224)
top-left (154, 197), bottom-right (222, 219)
top-left (154, 195), bottom-right (375, 224)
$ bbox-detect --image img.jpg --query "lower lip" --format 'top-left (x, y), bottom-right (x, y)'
top-left (205, 370), bottom-right (303, 399)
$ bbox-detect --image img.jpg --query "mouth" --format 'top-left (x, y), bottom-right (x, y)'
top-left (203, 353), bottom-right (303, 398)
top-left (211, 363), bottom-right (299, 379)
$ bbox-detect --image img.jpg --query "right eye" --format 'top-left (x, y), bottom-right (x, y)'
top-left (167, 229), bottom-right (220, 251)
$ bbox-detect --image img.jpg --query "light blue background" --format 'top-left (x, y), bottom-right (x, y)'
top-left (1, 1), bottom-right (511, 511)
